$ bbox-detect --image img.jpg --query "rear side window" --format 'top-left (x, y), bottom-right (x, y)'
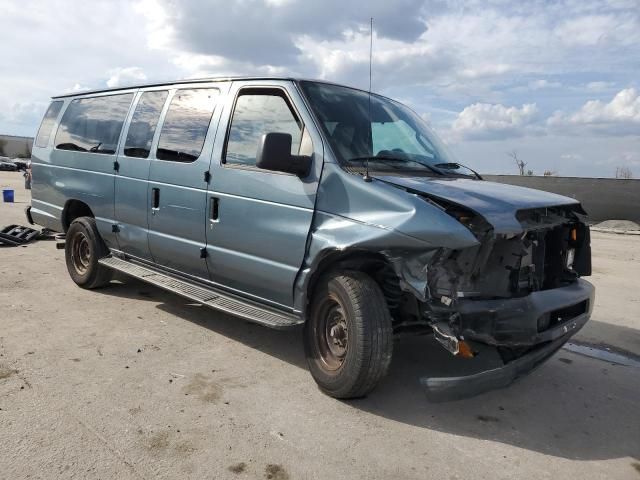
top-left (156, 88), bottom-right (218, 163)
top-left (225, 91), bottom-right (302, 167)
top-left (55, 93), bottom-right (134, 155)
top-left (35, 101), bottom-right (63, 148)
top-left (124, 90), bottom-right (168, 158)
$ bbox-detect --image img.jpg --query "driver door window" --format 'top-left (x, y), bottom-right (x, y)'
top-left (224, 91), bottom-right (302, 167)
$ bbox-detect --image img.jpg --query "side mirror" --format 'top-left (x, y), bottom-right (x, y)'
top-left (256, 132), bottom-right (311, 177)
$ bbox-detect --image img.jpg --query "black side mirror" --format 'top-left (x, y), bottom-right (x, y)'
top-left (256, 132), bottom-right (311, 177)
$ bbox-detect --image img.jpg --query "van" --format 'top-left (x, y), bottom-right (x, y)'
top-left (28, 77), bottom-right (594, 400)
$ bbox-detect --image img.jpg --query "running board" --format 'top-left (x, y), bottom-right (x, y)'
top-left (98, 256), bottom-right (302, 329)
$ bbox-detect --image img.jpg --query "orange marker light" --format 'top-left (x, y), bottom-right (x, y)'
top-left (457, 341), bottom-right (475, 358)
top-left (570, 228), bottom-right (577, 242)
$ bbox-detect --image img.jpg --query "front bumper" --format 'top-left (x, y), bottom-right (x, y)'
top-left (422, 279), bottom-right (594, 401)
top-left (457, 278), bottom-right (595, 347)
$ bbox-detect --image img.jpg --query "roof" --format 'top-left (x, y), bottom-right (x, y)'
top-left (51, 76), bottom-right (302, 99)
top-left (50, 76), bottom-right (387, 100)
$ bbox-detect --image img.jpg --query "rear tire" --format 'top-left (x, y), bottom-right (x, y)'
top-left (304, 271), bottom-right (393, 399)
top-left (65, 217), bottom-right (112, 289)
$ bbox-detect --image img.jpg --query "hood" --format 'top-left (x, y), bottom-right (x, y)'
top-left (374, 175), bottom-right (579, 234)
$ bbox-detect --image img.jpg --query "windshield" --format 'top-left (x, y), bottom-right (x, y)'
top-left (299, 81), bottom-right (470, 176)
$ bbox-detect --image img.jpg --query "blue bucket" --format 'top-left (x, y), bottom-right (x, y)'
top-left (2, 189), bottom-right (14, 203)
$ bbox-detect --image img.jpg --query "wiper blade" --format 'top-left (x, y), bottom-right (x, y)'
top-left (347, 155), bottom-right (408, 163)
top-left (347, 156), bottom-right (444, 176)
top-left (434, 162), bottom-right (483, 180)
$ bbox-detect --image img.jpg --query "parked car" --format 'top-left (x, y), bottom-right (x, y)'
top-left (12, 158), bottom-right (30, 171)
top-left (27, 77), bottom-right (594, 400)
top-left (0, 157), bottom-right (18, 171)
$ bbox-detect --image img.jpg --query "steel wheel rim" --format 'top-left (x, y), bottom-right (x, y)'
top-left (71, 231), bottom-right (91, 275)
top-left (314, 293), bottom-right (349, 371)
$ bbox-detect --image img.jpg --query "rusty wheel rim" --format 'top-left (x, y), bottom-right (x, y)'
top-left (70, 230), bottom-right (91, 275)
top-left (314, 293), bottom-right (349, 371)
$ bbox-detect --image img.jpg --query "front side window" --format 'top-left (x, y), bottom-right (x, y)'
top-left (225, 91), bottom-right (302, 167)
top-left (124, 90), bottom-right (168, 158)
top-left (156, 88), bottom-right (218, 163)
top-left (299, 81), bottom-right (465, 176)
top-left (54, 93), bottom-right (134, 155)
top-left (35, 101), bottom-right (63, 148)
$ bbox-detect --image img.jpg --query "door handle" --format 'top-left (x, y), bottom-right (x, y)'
top-left (151, 188), bottom-right (160, 211)
top-left (210, 197), bottom-right (219, 223)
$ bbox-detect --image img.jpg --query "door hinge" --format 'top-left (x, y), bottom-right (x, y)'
top-left (200, 247), bottom-right (208, 259)
top-left (112, 224), bottom-right (120, 233)
top-left (113, 160), bottom-right (120, 172)
top-left (204, 171), bottom-right (211, 183)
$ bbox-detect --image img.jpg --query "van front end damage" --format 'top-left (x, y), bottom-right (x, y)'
top-left (297, 168), bottom-right (595, 400)
top-left (386, 198), bottom-right (595, 401)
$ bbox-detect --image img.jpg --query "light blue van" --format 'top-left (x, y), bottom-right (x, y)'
top-left (29, 77), bottom-right (594, 400)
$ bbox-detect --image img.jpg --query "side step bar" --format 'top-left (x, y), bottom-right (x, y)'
top-left (98, 256), bottom-right (303, 330)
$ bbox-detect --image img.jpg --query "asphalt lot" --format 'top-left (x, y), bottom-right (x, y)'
top-left (1, 171), bottom-right (639, 480)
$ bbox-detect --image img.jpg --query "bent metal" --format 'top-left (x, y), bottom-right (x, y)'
top-left (27, 77), bottom-right (594, 400)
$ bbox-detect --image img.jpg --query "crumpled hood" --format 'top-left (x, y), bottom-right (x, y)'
top-left (374, 175), bottom-right (579, 234)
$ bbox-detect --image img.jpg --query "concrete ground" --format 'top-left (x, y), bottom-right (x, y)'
top-left (1, 171), bottom-right (639, 480)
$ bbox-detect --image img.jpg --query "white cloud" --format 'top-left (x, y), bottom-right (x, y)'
top-left (554, 14), bottom-right (640, 47)
top-left (106, 67), bottom-right (148, 88)
top-left (450, 103), bottom-right (541, 140)
top-left (548, 88), bottom-right (640, 135)
top-left (529, 79), bottom-right (562, 90)
top-left (0, 0), bottom-right (638, 177)
top-left (585, 81), bottom-right (616, 91)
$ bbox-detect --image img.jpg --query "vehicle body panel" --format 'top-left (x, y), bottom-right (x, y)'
top-left (114, 86), bottom-right (171, 260)
top-left (205, 80), bottom-right (324, 308)
top-left (374, 175), bottom-right (580, 234)
top-left (146, 82), bottom-right (229, 278)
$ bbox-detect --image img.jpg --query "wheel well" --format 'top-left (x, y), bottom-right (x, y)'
top-left (305, 250), bottom-right (402, 317)
top-left (61, 200), bottom-right (94, 232)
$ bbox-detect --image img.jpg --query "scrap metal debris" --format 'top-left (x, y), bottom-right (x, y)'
top-left (0, 225), bottom-right (41, 247)
top-left (0, 225), bottom-right (62, 247)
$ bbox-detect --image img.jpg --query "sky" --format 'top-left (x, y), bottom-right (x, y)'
top-left (0, 0), bottom-right (639, 177)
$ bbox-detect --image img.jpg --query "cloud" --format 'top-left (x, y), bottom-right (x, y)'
top-left (528, 79), bottom-right (562, 90)
top-left (585, 81), bottom-right (616, 91)
top-left (450, 102), bottom-right (541, 140)
top-left (153, 0), bottom-right (428, 66)
top-left (548, 88), bottom-right (640, 135)
top-left (106, 67), bottom-right (148, 88)
top-left (554, 14), bottom-right (640, 47)
top-left (0, 0), bottom-right (638, 177)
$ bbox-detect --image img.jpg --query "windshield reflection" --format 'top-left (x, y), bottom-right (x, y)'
top-left (299, 81), bottom-right (471, 177)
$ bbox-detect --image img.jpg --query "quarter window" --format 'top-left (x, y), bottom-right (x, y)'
top-left (124, 91), bottom-right (168, 159)
top-left (35, 101), bottom-right (63, 148)
top-left (225, 91), bottom-right (302, 167)
top-left (54, 93), bottom-right (134, 155)
top-left (156, 88), bottom-right (218, 163)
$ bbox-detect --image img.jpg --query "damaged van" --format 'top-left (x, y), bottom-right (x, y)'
top-left (28, 77), bottom-right (594, 400)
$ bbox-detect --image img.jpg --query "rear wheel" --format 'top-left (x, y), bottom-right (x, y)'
top-left (304, 271), bottom-right (393, 399)
top-left (65, 217), bottom-right (112, 289)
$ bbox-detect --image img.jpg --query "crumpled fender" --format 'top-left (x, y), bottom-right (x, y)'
top-left (292, 164), bottom-right (480, 315)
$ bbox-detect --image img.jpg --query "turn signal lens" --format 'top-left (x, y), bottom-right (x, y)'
top-left (570, 228), bottom-right (577, 242)
top-left (457, 341), bottom-right (475, 358)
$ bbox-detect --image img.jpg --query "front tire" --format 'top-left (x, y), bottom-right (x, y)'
top-left (65, 217), bottom-right (112, 289)
top-left (304, 271), bottom-right (393, 399)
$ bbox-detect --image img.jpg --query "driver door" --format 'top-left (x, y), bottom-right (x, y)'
top-left (204, 81), bottom-right (322, 309)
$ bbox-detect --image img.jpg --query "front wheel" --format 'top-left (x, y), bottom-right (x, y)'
top-left (304, 271), bottom-right (393, 399)
top-left (65, 217), bottom-right (112, 289)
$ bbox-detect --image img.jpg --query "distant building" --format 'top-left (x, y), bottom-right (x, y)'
top-left (0, 134), bottom-right (33, 158)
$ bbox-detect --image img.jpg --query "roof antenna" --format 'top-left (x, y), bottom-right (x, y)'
top-left (363, 17), bottom-right (374, 183)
